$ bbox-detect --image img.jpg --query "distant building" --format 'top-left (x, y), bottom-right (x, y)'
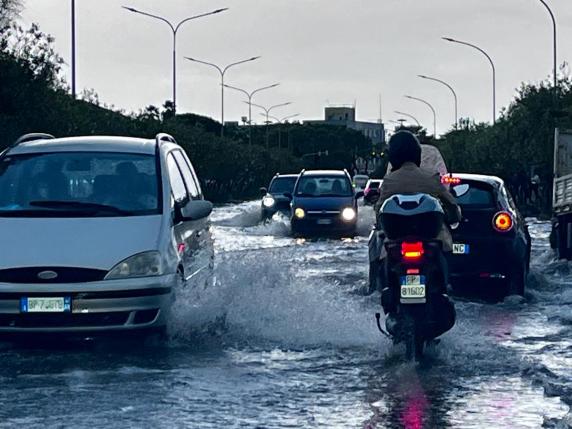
top-left (306, 106), bottom-right (385, 146)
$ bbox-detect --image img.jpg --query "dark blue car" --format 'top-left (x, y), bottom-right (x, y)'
top-left (288, 170), bottom-right (363, 236)
top-left (260, 174), bottom-right (299, 220)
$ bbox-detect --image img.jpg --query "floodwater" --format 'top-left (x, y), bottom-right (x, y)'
top-left (0, 202), bottom-right (570, 428)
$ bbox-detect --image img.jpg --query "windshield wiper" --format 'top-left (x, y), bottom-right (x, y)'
top-left (29, 200), bottom-right (134, 215)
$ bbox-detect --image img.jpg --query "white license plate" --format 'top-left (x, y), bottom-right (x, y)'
top-left (20, 297), bottom-right (71, 313)
top-left (400, 285), bottom-right (426, 299)
top-left (317, 218), bottom-right (332, 225)
top-left (400, 275), bottom-right (426, 303)
top-left (453, 243), bottom-right (470, 254)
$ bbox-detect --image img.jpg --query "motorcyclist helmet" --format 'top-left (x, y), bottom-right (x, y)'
top-left (387, 131), bottom-right (422, 170)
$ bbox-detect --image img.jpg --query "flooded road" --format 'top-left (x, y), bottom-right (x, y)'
top-left (0, 203), bottom-right (570, 428)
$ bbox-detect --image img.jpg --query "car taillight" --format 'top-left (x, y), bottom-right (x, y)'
top-left (493, 211), bottom-right (513, 232)
top-left (401, 242), bottom-right (424, 261)
top-left (441, 175), bottom-right (461, 185)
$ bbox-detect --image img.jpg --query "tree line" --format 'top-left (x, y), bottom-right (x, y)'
top-left (0, 20), bottom-right (373, 202)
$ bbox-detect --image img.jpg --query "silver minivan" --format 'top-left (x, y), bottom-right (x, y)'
top-left (0, 133), bottom-right (213, 335)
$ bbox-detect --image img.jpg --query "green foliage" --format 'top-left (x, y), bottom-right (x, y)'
top-left (439, 78), bottom-right (572, 181)
top-left (0, 23), bottom-right (372, 202)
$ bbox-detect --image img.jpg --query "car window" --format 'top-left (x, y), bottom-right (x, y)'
top-left (269, 177), bottom-right (297, 194)
top-left (455, 184), bottom-right (495, 208)
top-left (296, 176), bottom-right (353, 197)
top-left (367, 180), bottom-right (381, 189)
top-left (0, 152), bottom-right (160, 217)
top-left (167, 154), bottom-right (187, 203)
top-left (172, 150), bottom-right (201, 200)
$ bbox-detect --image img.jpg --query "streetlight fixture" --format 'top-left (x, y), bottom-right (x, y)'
top-left (537, 0), bottom-right (557, 93)
top-left (224, 83), bottom-right (280, 146)
top-left (418, 75), bottom-right (458, 128)
top-left (261, 113), bottom-right (300, 150)
top-left (122, 5), bottom-right (228, 114)
top-left (249, 101), bottom-right (292, 148)
top-left (443, 36), bottom-right (496, 124)
top-left (394, 111), bottom-right (421, 127)
top-left (185, 56), bottom-right (260, 137)
top-left (404, 95), bottom-right (437, 137)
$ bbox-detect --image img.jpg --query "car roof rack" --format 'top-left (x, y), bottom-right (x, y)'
top-left (155, 133), bottom-right (176, 145)
top-left (1, 133), bottom-right (56, 157)
top-left (15, 133), bottom-right (55, 146)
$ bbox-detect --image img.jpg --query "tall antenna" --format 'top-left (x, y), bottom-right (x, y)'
top-left (378, 93), bottom-right (383, 123)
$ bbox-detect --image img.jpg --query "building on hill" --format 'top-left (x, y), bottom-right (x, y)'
top-left (305, 106), bottom-right (385, 146)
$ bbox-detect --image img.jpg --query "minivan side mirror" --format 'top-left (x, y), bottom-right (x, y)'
top-left (181, 200), bottom-right (213, 221)
top-left (355, 191), bottom-right (365, 199)
top-left (283, 192), bottom-right (293, 200)
top-left (259, 187), bottom-right (268, 195)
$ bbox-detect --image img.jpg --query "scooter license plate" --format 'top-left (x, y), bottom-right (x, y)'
top-left (400, 275), bottom-right (426, 304)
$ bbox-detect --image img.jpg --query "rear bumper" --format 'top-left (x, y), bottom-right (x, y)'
top-left (0, 274), bottom-right (175, 334)
top-left (446, 235), bottom-right (523, 279)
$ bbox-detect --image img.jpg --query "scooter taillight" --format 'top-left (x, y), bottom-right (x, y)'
top-left (401, 242), bottom-right (424, 261)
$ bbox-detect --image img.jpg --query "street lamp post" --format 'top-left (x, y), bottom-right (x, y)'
top-left (394, 111), bottom-right (421, 127)
top-left (71, 0), bottom-right (76, 98)
top-left (250, 102), bottom-right (293, 149)
top-left (404, 95), bottom-right (437, 137)
top-left (262, 113), bottom-right (300, 150)
top-left (185, 56), bottom-right (260, 137)
top-left (537, 0), bottom-right (557, 93)
top-left (418, 75), bottom-right (458, 128)
top-left (123, 5), bottom-right (228, 114)
top-left (224, 83), bottom-right (280, 146)
top-left (443, 37), bottom-right (496, 124)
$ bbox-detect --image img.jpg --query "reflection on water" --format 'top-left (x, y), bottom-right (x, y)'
top-left (0, 205), bottom-right (569, 428)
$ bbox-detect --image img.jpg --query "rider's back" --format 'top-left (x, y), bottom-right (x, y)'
top-left (376, 162), bottom-right (460, 251)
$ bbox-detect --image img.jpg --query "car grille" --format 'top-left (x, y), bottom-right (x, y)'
top-left (0, 267), bottom-right (107, 284)
top-left (306, 211), bottom-right (340, 218)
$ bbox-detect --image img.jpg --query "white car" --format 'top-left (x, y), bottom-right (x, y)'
top-left (353, 174), bottom-right (370, 192)
top-left (0, 133), bottom-right (213, 335)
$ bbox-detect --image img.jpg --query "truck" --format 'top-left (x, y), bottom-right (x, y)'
top-left (551, 128), bottom-right (572, 259)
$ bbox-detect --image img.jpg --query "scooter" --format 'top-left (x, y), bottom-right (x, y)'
top-left (374, 194), bottom-right (456, 360)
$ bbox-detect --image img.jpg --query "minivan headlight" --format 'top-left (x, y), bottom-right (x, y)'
top-left (105, 251), bottom-right (163, 280)
top-left (294, 208), bottom-right (305, 219)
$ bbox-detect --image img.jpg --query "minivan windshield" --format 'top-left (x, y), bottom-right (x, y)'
top-left (296, 176), bottom-right (353, 197)
top-left (269, 177), bottom-right (297, 194)
top-left (0, 152), bottom-right (161, 217)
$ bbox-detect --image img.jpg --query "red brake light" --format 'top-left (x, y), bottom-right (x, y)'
top-left (401, 242), bottom-right (424, 260)
top-left (493, 212), bottom-right (513, 232)
top-left (441, 175), bottom-right (461, 185)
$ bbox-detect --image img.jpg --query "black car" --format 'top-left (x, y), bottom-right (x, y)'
top-left (289, 169), bottom-right (363, 236)
top-left (260, 174), bottom-right (299, 220)
top-left (446, 174), bottom-right (531, 298)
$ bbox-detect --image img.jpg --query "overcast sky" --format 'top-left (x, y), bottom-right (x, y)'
top-left (19, 0), bottom-right (572, 135)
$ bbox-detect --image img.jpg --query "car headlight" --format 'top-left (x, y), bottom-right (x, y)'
top-left (105, 251), bottom-right (163, 280)
top-left (294, 208), bottom-right (305, 219)
top-left (341, 207), bottom-right (356, 222)
top-left (262, 196), bottom-right (276, 208)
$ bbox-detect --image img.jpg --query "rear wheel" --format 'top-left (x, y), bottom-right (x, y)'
top-left (403, 315), bottom-right (425, 361)
top-left (507, 263), bottom-right (526, 297)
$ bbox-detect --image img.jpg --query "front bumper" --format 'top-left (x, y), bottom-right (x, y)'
top-left (291, 216), bottom-right (356, 235)
top-left (0, 274), bottom-right (175, 334)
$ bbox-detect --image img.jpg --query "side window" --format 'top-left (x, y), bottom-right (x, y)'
top-left (166, 154), bottom-right (187, 203)
top-left (173, 150), bottom-right (201, 199)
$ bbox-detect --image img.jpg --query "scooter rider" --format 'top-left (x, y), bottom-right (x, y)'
top-left (372, 131), bottom-right (461, 339)
top-left (374, 131), bottom-right (461, 251)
